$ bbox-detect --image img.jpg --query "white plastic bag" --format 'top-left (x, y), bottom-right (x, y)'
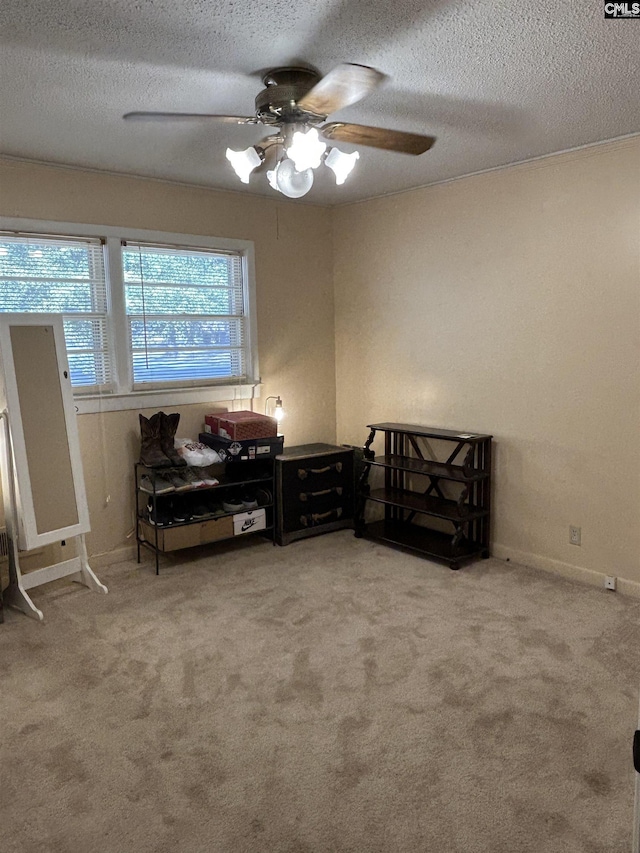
top-left (175, 438), bottom-right (222, 466)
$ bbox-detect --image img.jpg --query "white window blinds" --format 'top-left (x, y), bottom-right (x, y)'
top-left (0, 233), bottom-right (110, 390)
top-left (122, 241), bottom-right (247, 388)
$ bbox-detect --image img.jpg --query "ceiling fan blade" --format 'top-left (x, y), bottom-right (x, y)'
top-left (320, 122), bottom-right (435, 155)
top-left (123, 112), bottom-right (255, 123)
top-left (297, 64), bottom-right (385, 116)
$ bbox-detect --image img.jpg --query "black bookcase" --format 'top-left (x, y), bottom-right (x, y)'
top-left (355, 423), bottom-right (492, 570)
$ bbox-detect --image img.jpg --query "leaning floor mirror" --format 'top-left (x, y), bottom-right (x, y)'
top-left (0, 313), bottom-right (106, 620)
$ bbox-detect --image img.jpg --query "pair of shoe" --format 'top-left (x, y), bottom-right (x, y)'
top-left (171, 497), bottom-right (193, 523)
top-left (190, 501), bottom-right (211, 520)
top-left (140, 474), bottom-right (174, 495)
top-left (139, 411), bottom-right (186, 468)
top-left (140, 468), bottom-right (219, 494)
top-left (146, 500), bottom-right (174, 527)
top-left (194, 468), bottom-right (220, 487)
top-left (255, 487), bottom-right (272, 507)
top-left (173, 468), bottom-right (219, 489)
top-left (222, 491), bottom-right (258, 512)
top-left (146, 497), bottom-right (195, 526)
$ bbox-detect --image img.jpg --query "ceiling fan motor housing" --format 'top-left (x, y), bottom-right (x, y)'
top-left (255, 67), bottom-right (325, 124)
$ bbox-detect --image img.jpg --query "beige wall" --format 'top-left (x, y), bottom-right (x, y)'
top-left (333, 137), bottom-right (640, 588)
top-left (0, 159), bottom-right (336, 559)
top-left (2, 140), bottom-right (639, 590)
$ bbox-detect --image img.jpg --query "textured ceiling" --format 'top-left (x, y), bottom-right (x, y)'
top-left (1, 0), bottom-right (639, 206)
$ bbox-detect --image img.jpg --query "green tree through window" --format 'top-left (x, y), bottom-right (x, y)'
top-left (122, 242), bottom-right (246, 386)
top-left (0, 232), bottom-right (251, 394)
top-left (0, 235), bottom-right (109, 387)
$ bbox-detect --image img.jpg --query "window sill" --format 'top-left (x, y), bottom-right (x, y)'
top-left (74, 383), bottom-right (259, 415)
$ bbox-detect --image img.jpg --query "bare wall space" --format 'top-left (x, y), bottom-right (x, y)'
top-left (333, 137), bottom-right (640, 588)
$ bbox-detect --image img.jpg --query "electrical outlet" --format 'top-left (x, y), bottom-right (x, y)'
top-left (569, 525), bottom-right (581, 545)
top-left (605, 576), bottom-right (617, 591)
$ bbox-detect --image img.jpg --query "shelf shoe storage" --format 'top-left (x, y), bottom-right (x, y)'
top-left (135, 459), bottom-right (275, 573)
top-left (355, 423), bottom-right (492, 570)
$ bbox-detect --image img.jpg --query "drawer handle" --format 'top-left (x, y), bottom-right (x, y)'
top-left (299, 486), bottom-right (343, 501)
top-left (297, 462), bottom-right (343, 480)
top-left (300, 507), bottom-right (343, 527)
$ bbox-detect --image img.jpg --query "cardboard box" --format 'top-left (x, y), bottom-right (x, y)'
top-left (233, 508), bottom-right (266, 536)
top-left (199, 432), bottom-right (284, 461)
top-left (203, 414), bottom-right (222, 434)
top-left (218, 411), bottom-right (278, 440)
top-left (139, 516), bottom-right (233, 551)
top-left (204, 411), bottom-right (278, 439)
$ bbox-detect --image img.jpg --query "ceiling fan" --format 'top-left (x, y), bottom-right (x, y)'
top-left (124, 63), bottom-right (436, 198)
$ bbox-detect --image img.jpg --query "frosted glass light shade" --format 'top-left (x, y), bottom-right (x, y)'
top-left (266, 167), bottom-right (279, 191)
top-left (287, 128), bottom-right (327, 172)
top-left (325, 147), bottom-right (360, 184)
top-left (226, 146), bottom-right (262, 183)
top-left (273, 158), bottom-right (314, 198)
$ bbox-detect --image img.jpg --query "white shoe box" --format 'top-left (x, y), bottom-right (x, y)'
top-left (233, 508), bottom-right (266, 535)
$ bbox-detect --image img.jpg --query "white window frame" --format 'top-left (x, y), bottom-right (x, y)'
top-left (0, 217), bottom-right (260, 414)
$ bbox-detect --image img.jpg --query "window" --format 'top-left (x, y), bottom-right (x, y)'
top-left (0, 220), bottom-right (257, 413)
top-left (0, 234), bottom-right (110, 391)
top-left (122, 242), bottom-right (246, 389)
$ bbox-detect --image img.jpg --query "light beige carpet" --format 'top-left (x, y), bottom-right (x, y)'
top-left (0, 531), bottom-right (638, 853)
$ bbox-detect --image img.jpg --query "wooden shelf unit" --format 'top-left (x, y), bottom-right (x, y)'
top-left (355, 423), bottom-right (492, 570)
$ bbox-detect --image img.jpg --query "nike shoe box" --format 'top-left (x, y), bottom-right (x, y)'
top-left (233, 508), bottom-right (267, 536)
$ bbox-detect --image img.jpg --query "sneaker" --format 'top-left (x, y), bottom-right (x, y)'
top-left (190, 502), bottom-right (211, 519)
top-left (206, 499), bottom-right (224, 516)
top-left (241, 492), bottom-right (258, 509)
top-left (193, 468), bottom-right (220, 487)
top-left (166, 472), bottom-right (192, 493)
top-left (140, 474), bottom-right (175, 495)
top-left (255, 487), bottom-right (272, 507)
top-left (180, 468), bottom-right (205, 489)
top-left (171, 498), bottom-right (192, 524)
top-left (222, 493), bottom-right (244, 512)
top-left (146, 501), bottom-right (173, 526)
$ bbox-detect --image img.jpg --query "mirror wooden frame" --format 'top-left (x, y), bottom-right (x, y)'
top-left (0, 313), bottom-right (90, 550)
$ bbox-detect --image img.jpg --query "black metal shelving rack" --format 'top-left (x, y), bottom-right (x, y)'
top-left (134, 461), bottom-right (276, 574)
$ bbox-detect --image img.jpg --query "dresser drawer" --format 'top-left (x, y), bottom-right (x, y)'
top-left (288, 457), bottom-right (347, 491)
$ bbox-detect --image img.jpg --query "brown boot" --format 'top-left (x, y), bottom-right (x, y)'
top-left (159, 411), bottom-right (187, 467)
top-left (139, 413), bottom-right (172, 468)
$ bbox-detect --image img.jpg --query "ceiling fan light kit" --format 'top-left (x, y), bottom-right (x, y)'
top-left (124, 63), bottom-right (436, 200)
top-left (267, 158), bottom-right (314, 199)
top-left (225, 145), bottom-right (264, 184)
top-left (288, 128), bottom-right (327, 172)
top-left (227, 126), bottom-right (354, 198)
top-left (324, 147), bottom-right (360, 185)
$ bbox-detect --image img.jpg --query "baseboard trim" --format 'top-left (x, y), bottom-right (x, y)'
top-left (87, 540), bottom-right (640, 600)
top-left (89, 545), bottom-right (137, 569)
top-left (492, 543), bottom-right (640, 600)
